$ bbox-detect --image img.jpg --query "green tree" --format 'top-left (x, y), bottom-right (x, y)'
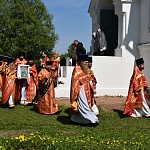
top-left (0, 0), bottom-right (58, 63)
top-left (60, 45), bottom-right (72, 60)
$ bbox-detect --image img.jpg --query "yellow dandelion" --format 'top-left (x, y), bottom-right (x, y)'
top-left (15, 137), bottom-right (19, 140)
top-left (52, 140), bottom-right (55, 145)
top-left (39, 136), bottom-right (43, 140)
top-left (19, 135), bottom-right (25, 141)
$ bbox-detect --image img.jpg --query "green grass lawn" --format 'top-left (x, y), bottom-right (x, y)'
top-left (0, 104), bottom-right (150, 150)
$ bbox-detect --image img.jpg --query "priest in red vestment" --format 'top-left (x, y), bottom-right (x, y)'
top-left (41, 51), bottom-right (50, 68)
top-left (70, 54), bottom-right (99, 126)
top-left (51, 51), bottom-right (61, 85)
top-left (14, 52), bottom-right (27, 102)
top-left (124, 58), bottom-right (150, 117)
top-left (1, 60), bottom-right (16, 108)
top-left (23, 56), bottom-right (38, 105)
top-left (0, 58), bottom-right (3, 93)
top-left (38, 61), bottom-right (60, 115)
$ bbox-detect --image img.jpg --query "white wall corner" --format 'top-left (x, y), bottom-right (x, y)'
top-left (137, 43), bottom-right (150, 55)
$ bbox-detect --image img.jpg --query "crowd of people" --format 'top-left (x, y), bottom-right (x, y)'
top-left (0, 48), bottom-right (100, 127)
top-left (0, 51), bottom-right (61, 115)
top-left (0, 41), bottom-right (150, 128)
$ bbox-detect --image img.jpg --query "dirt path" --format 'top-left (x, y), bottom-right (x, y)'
top-left (57, 96), bottom-right (126, 112)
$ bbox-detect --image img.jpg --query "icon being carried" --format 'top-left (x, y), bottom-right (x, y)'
top-left (21, 67), bottom-right (28, 78)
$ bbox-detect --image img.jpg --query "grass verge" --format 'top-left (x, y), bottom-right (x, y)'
top-left (0, 104), bottom-right (150, 149)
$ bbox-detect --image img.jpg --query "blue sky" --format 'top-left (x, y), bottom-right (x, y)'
top-left (42, 0), bottom-right (92, 55)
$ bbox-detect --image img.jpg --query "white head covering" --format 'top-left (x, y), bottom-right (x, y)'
top-left (97, 28), bottom-right (101, 34)
top-left (92, 32), bottom-right (96, 37)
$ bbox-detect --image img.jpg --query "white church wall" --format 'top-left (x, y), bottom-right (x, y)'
top-left (122, 1), bottom-right (140, 59)
top-left (55, 56), bottom-right (132, 98)
top-left (140, 0), bottom-right (150, 43)
top-left (91, 56), bottom-right (125, 96)
top-left (55, 66), bottom-right (74, 98)
top-left (121, 47), bottom-right (135, 89)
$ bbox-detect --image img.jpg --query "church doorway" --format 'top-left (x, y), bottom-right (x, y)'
top-left (100, 9), bottom-right (118, 56)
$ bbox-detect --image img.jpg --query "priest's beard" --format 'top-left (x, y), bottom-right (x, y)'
top-left (46, 66), bottom-right (51, 72)
top-left (88, 66), bottom-right (92, 69)
top-left (80, 62), bottom-right (88, 74)
top-left (29, 62), bottom-right (34, 66)
top-left (19, 58), bottom-right (23, 61)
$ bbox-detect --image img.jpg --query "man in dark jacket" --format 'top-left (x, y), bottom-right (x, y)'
top-left (74, 40), bottom-right (86, 62)
top-left (71, 43), bottom-right (77, 66)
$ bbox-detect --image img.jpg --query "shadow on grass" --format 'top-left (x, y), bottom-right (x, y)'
top-left (64, 108), bottom-right (72, 115)
top-left (0, 103), bottom-right (14, 109)
top-left (0, 103), bottom-right (8, 108)
top-left (57, 116), bottom-right (71, 125)
top-left (57, 108), bottom-right (73, 125)
top-left (113, 109), bottom-right (125, 118)
top-left (30, 105), bottom-right (38, 113)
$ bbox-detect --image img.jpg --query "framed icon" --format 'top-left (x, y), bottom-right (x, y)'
top-left (17, 64), bottom-right (30, 79)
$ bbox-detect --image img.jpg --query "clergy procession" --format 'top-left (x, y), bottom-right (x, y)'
top-left (0, 45), bottom-right (150, 128)
top-left (0, 46), bottom-right (100, 127)
top-left (0, 51), bottom-right (61, 113)
top-left (0, 47), bottom-right (150, 127)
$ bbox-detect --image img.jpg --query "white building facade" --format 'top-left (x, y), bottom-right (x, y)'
top-left (55, 0), bottom-right (150, 98)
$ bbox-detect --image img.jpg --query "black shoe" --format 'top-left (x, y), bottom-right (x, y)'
top-left (87, 122), bottom-right (99, 127)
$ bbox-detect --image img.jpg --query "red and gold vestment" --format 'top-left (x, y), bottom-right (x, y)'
top-left (124, 66), bottom-right (148, 116)
top-left (70, 65), bottom-right (91, 113)
top-left (38, 68), bottom-right (58, 114)
top-left (26, 64), bottom-right (38, 102)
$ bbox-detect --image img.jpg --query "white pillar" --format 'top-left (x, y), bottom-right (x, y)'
top-left (115, 12), bottom-right (125, 57)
